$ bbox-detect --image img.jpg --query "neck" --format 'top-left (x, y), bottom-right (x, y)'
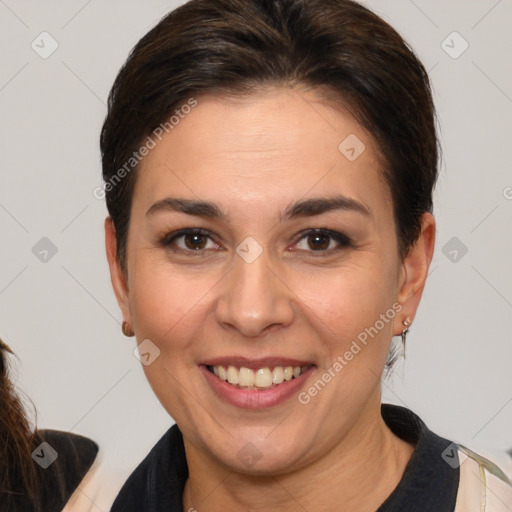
top-left (182, 398), bottom-right (414, 512)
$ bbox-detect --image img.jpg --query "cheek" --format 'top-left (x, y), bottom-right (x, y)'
top-left (127, 260), bottom-right (218, 421)
top-left (128, 257), bottom-right (216, 358)
top-left (292, 259), bottom-right (398, 345)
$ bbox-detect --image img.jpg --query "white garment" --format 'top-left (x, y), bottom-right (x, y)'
top-left (455, 445), bottom-right (512, 512)
top-left (62, 448), bottom-right (125, 512)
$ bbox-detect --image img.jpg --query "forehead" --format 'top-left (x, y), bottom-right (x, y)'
top-left (133, 88), bottom-right (391, 220)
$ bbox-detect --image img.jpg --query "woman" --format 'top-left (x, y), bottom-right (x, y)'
top-left (0, 338), bottom-right (99, 511)
top-left (101, 0), bottom-right (512, 510)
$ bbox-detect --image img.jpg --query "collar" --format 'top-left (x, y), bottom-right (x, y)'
top-left (377, 404), bottom-right (459, 511)
top-left (112, 404), bottom-right (460, 511)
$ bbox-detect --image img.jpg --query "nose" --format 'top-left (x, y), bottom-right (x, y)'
top-left (214, 249), bottom-right (295, 338)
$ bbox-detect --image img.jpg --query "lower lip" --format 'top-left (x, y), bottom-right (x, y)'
top-left (199, 365), bottom-right (315, 409)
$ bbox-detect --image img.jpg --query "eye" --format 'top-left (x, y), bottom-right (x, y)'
top-left (293, 228), bottom-right (352, 254)
top-left (159, 228), bottom-right (220, 253)
top-left (159, 227), bottom-right (352, 256)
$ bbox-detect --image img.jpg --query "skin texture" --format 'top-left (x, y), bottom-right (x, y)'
top-left (106, 86), bottom-right (435, 511)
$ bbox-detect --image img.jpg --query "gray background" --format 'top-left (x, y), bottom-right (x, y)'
top-left (1, 0), bottom-right (511, 508)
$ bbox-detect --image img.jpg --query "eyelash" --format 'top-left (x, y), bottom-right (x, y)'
top-left (159, 228), bottom-right (352, 256)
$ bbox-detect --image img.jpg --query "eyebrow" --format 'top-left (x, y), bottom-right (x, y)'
top-left (145, 195), bottom-right (371, 221)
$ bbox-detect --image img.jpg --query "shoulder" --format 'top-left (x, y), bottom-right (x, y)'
top-left (454, 444), bottom-right (512, 512)
top-left (35, 429), bottom-right (99, 511)
top-left (111, 424), bottom-right (186, 512)
top-left (61, 441), bottom-right (103, 512)
top-left (380, 404), bottom-right (512, 511)
top-left (37, 429), bottom-right (98, 470)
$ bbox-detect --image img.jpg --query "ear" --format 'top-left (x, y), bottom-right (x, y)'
top-left (394, 212), bottom-right (436, 335)
top-left (105, 217), bottom-right (132, 326)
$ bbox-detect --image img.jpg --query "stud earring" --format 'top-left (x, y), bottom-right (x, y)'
top-left (122, 321), bottom-right (135, 337)
top-left (401, 317), bottom-right (411, 358)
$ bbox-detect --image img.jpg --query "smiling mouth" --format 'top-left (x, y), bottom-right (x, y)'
top-left (206, 364), bottom-right (312, 390)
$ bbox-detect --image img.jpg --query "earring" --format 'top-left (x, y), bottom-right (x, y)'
top-left (401, 317), bottom-right (411, 358)
top-left (122, 321), bottom-right (135, 337)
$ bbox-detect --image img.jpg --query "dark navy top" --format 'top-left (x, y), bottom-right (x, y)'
top-left (111, 404), bottom-right (460, 511)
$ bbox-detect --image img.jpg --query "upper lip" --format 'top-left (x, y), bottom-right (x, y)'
top-left (201, 356), bottom-right (315, 370)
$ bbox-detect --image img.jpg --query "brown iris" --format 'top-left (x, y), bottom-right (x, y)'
top-left (307, 233), bottom-right (330, 251)
top-left (184, 233), bottom-right (208, 250)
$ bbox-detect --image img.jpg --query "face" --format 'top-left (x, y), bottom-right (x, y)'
top-left (107, 87), bottom-right (433, 474)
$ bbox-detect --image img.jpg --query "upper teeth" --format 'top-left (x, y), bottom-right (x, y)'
top-left (212, 365), bottom-right (304, 389)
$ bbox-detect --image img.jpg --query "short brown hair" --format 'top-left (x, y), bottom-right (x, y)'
top-left (100, 0), bottom-right (438, 272)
